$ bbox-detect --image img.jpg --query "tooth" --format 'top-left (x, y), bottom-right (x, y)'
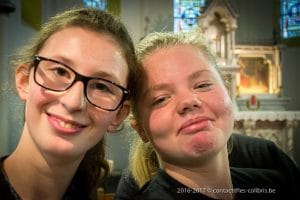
top-left (58, 120), bottom-right (78, 129)
top-left (59, 121), bottom-right (64, 128)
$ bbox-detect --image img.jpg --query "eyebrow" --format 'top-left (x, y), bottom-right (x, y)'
top-left (188, 69), bottom-right (213, 81)
top-left (148, 83), bottom-right (172, 92)
top-left (143, 69), bottom-right (214, 96)
top-left (92, 71), bottom-right (120, 83)
top-left (49, 55), bottom-right (121, 83)
top-left (142, 83), bottom-right (170, 97)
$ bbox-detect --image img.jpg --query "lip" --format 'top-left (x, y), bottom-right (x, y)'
top-left (178, 116), bottom-right (211, 135)
top-left (47, 113), bottom-right (87, 135)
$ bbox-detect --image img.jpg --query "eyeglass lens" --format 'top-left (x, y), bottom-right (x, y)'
top-left (34, 57), bottom-right (126, 111)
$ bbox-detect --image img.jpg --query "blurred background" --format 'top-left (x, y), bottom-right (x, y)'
top-left (0, 0), bottom-right (300, 174)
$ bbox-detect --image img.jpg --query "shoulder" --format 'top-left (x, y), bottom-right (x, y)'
top-left (65, 171), bottom-right (93, 200)
top-left (134, 170), bottom-right (177, 200)
top-left (229, 133), bottom-right (299, 170)
top-left (133, 170), bottom-right (215, 200)
top-left (230, 134), bottom-right (300, 182)
top-left (0, 155), bottom-right (18, 200)
top-left (230, 133), bottom-right (276, 157)
top-left (231, 167), bottom-right (287, 186)
top-left (115, 168), bottom-right (139, 200)
top-left (231, 167), bottom-right (299, 199)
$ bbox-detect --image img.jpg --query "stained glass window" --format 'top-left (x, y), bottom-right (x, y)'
top-left (280, 0), bottom-right (300, 39)
top-left (174, 0), bottom-right (206, 32)
top-left (83, 0), bottom-right (107, 11)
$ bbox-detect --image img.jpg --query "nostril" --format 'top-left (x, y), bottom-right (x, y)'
top-left (178, 98), bottom-right (202, 115)
top-left (60, 82), bottom-right (87, 111)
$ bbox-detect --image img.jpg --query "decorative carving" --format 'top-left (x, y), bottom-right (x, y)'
top-left (235, 45), bottom-right (281, 96)
top-left (198, 0), bottom-right (238, 68)
top-left (234, 111), bottom-right (300, 158)
top-left (199, 0), bottom-right (300, 160)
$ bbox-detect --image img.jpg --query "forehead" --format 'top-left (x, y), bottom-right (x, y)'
top-left (143, 44), bottom-right (214, 75)
top-left (41, 27), bottom-right (120, 55)
top-left (39, 27), bottom-right (128, 84)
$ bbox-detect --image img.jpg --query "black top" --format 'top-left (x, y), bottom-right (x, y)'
top-left (133, 168), bottom-right (292, 200)
top-left (116, 134), bottom-right (300, 200)
top-left (0, 156), bottom-right (91, 200)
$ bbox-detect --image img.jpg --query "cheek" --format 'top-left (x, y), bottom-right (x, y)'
top-left (148, 112), bottom-right (162, 135)
top-left (207, 88), bottom-right (233, 115)
top-left (208, 89), bottom-right (234, 131)
top-left (89, 109), bottom-right (115, 132)
top-left (144, 108), bottom-right (174, 141)
top-left (25, 81), bottom-right (54, 116)
top-left (27, 71), bottom-right (60, 102)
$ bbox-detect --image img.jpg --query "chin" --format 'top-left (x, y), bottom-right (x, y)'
top-left (43, 141), bottom-right (83, 159)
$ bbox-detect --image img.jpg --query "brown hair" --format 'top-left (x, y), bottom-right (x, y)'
top-left (10, 7), bottom-right (137, 198)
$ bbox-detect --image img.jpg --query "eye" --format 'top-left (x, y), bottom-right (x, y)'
top-left (53, 67), bottom-right (69, 77)
top-left (89, 81), bottom-right (115, 95)
top-left (195, 82), bottom-right (213, 90)
top-left (152, 95), bottom-right (170, 106)
top-left (47, 65), bottom-right (72, 80)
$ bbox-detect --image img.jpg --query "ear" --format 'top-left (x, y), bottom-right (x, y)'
top-left (222, 75), bottom-right (232, 99)
top-left (107, 101), bottom-right (130, 133)
top-left (225, 82), bottom-right (232, 97)
top-left (130, 118), bottom-right (149, 142)
top-left (15, 64), bottom-right (30, 101)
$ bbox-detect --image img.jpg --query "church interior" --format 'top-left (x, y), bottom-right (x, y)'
top-left (0, 0), bottom-right (300, 198)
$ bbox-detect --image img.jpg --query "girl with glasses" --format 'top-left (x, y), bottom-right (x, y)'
top-left (0, 7), bottom-right (137, 200)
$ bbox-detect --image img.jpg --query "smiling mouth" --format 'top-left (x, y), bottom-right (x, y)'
top-left (57, 120), bottom-right (83, 129)
top-left (47, 113), bottom-right (86, 133)
top-left (179, 117), bottom-right (211, 135)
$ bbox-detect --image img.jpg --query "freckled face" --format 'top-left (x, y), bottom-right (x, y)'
top-left (18, 27), bottom-right (129, 159)
top-left (137, 45), bottom-right (234, 166)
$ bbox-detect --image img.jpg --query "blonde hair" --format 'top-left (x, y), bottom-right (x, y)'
top-left (131, 30), bottom-right (219, 123)
top-left (129, 30), bottom-right (233, 188)
top-left (128, 135), bottom-right (159, 187)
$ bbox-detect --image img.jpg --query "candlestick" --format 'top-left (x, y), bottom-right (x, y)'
top-left (236, 73), bottom-right (240, 86)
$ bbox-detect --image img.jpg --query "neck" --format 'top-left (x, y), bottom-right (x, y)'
top-left (164, 148), bottom-right (234, 200)
top-left (3, 130), bottom-right (84, 200)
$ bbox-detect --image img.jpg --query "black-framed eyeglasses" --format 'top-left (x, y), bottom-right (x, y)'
top-left (33, 55), bottom-right (130, 111)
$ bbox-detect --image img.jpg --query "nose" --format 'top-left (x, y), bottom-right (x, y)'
top-left (177, 91), bottom-right (202, 115)
top-left (60, 81), bottom-right (86, 112)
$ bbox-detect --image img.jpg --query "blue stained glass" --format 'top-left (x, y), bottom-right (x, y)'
top-left (83, 0), bottom-right (107, 11)
top-left (174, 0), bottom-right (206, 32)
top-left (280, 0), bottom-right (300, 39)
